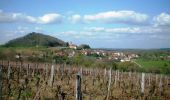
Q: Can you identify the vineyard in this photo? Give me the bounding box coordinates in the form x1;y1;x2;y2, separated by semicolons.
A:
0;61;170;100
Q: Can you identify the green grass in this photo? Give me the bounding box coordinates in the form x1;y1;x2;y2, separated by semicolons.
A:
136;59;170;68
136;59;170;74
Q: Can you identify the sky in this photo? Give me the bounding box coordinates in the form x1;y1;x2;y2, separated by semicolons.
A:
0;0;170;48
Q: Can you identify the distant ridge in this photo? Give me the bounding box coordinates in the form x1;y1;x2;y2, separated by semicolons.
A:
160;48;170;50
4;32;66;47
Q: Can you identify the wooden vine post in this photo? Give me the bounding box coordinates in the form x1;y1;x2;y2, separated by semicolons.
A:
103;68;107;83
114;70;117;87
76;73;82;100
61;64;64;77
49;64;55;87
104;68;107;78
117;70;119;81
159;75;163;93
80;67;82;76
0;65;2;100
141;73;145;94
27;64;29;76
7;64;11;79
148;74;151;86
106;68;112;100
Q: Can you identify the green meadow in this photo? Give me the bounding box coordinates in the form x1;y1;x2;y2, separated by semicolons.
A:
136;59;170;74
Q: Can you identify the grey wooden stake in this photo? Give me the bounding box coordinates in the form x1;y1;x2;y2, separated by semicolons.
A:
80;67;82;76
27;64;29;76
0;65;3;100
156;74;158;85
104;68;107;83
62;64;64;76
76;73;82;100
148;74;151;86
141;73;145;94
114;70;117;87
117;70;119;81
106;68;112;100
159;74;163;92
137;73;140;86
49;65;54;87
104;68;107;78
32;68;35;77
7;64;11;79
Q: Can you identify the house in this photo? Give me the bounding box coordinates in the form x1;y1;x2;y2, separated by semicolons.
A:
69;42;77;49
120;57;130;62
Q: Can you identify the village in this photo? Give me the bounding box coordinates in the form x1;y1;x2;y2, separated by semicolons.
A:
55;42;139;62
12;42;139;64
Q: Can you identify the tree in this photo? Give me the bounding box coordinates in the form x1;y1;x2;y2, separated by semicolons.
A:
65;42;69;47
78;44;90;49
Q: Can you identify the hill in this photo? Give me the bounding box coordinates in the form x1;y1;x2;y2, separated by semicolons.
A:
4;32;67;47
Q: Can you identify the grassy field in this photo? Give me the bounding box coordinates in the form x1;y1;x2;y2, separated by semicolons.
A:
136;59;170;68
135;59;170;74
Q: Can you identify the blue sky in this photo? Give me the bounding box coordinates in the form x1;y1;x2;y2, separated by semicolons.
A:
0;0;170;48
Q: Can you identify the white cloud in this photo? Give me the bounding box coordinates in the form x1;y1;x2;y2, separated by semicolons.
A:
57;24;170;42
38;13;62;24
69;14;81;23
154;13;170;26
85;26;170;34
83;10;149;25
0;10;62;24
